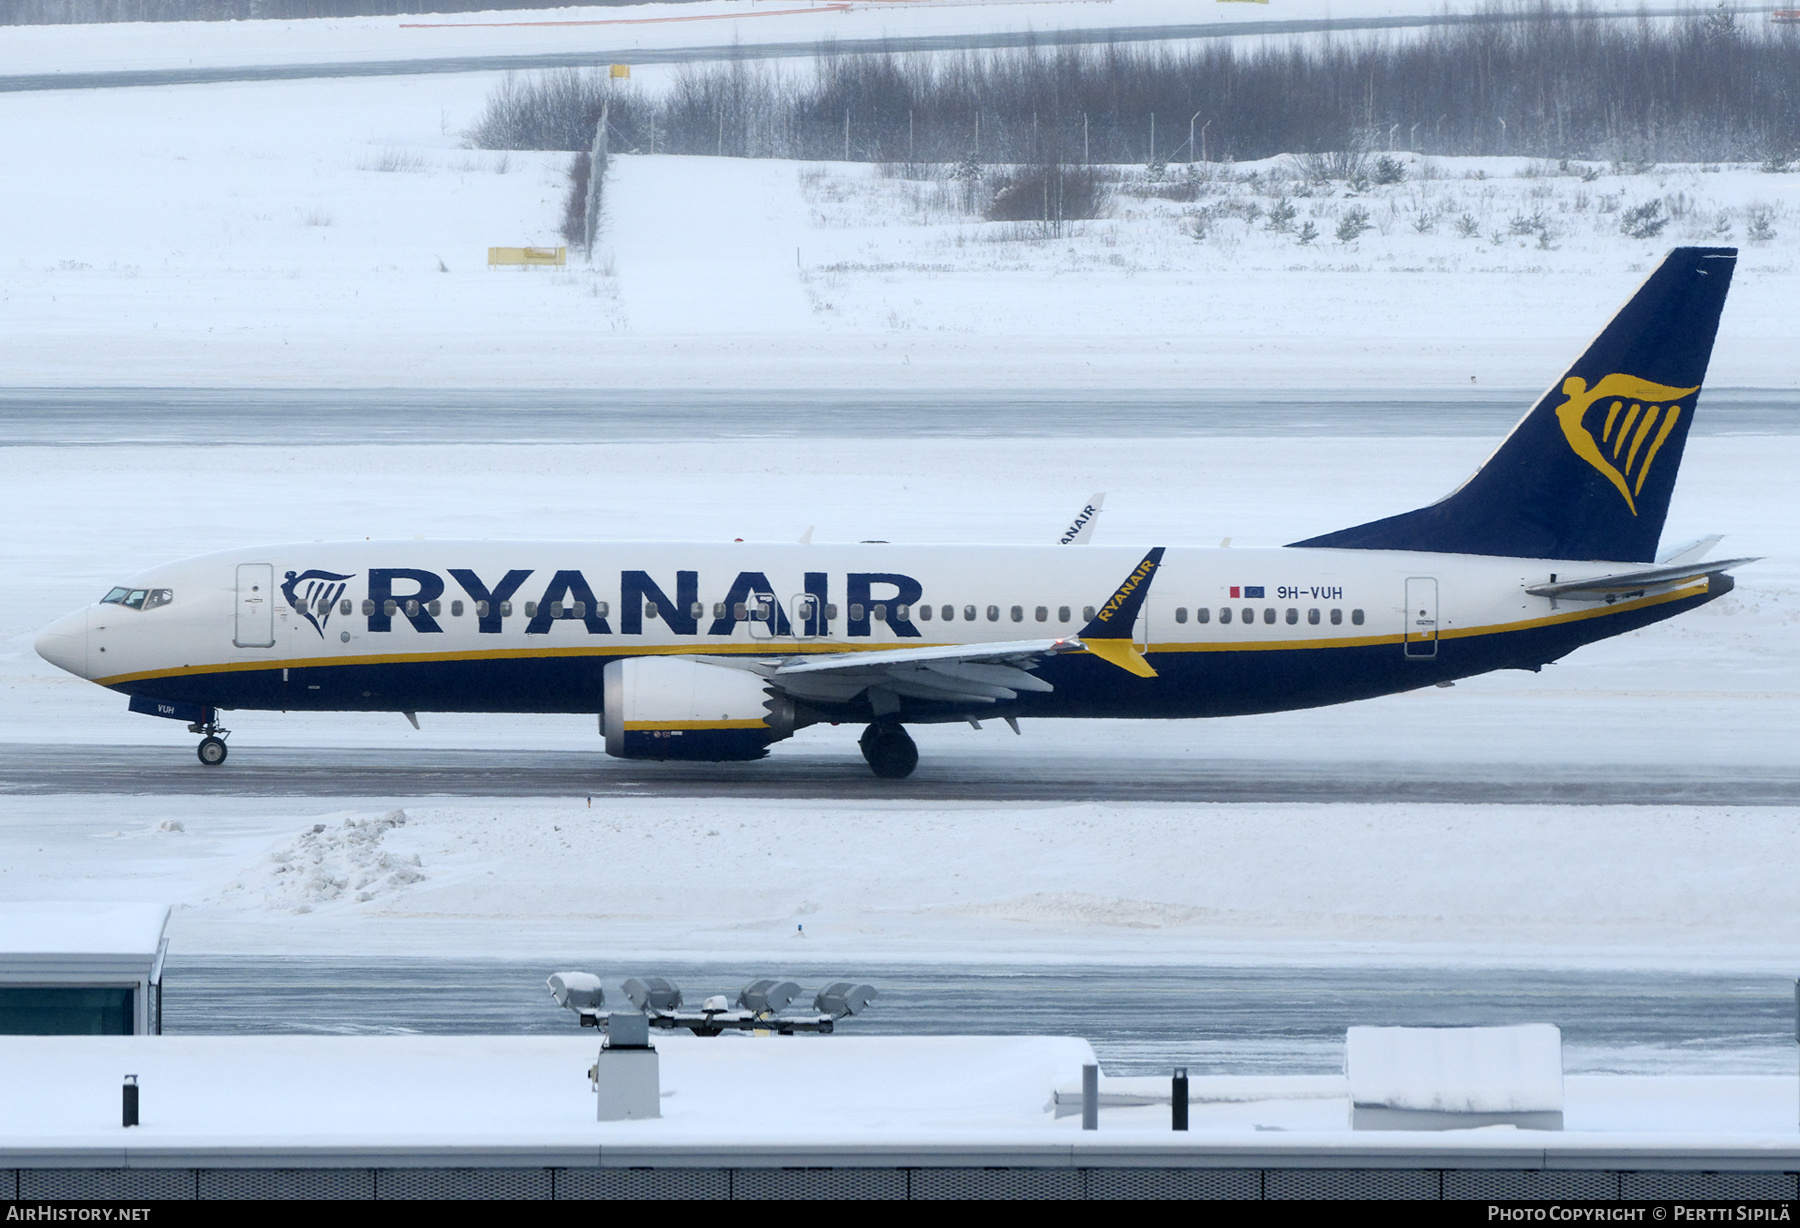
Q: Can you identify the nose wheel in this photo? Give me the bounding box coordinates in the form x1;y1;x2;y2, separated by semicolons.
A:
859;722;918;779
187;715;230;767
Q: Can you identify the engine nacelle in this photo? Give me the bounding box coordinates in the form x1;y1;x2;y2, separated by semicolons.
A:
602;657;794;761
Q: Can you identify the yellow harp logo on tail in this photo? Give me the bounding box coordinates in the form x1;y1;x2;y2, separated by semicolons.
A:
1553;374;1699;516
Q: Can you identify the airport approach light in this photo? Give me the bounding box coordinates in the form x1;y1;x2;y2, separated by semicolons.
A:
550;973;878;1037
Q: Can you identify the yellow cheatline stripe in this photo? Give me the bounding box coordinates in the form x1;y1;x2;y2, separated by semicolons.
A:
93;638;954;687
95;580;1712;687
623;719;768;732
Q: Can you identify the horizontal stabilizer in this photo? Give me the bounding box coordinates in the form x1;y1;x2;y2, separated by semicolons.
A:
1526;557;1756;601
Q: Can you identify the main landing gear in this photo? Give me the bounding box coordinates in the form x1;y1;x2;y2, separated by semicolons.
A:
859;722;918;780
188;717;230;767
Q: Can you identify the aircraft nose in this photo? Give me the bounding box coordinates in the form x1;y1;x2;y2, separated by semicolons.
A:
34;608;89;679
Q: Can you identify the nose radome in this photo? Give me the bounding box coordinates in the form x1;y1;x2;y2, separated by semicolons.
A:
34;608;89;679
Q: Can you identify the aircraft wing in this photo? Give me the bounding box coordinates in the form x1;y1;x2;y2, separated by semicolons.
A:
754;638;1082;706
1525;556;1758;601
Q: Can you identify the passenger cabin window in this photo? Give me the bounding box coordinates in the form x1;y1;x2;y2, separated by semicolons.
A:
428;600;441;617
690;602;704;620
1241;607;1254;624
524;601;537;617
986;605;1000;622
1220;607;1232;624
643;602;657;620
1351;609;1365;625
873;604;888;622
340;599;352;616
963;605;976;621
1262;608;1276;625
1196;607;1210;624
1058;606;1071;623
1285;608;1298;625
1083;606;1096;621
596;602;609;618
734;602;748;620
713;602;727;619
850;603;865;621
1174;607;1188;624
825;604;838;620
1010;606;1023;622
363;599;376;616
475;601;489;618
1035;606;1048;622
895;604;910;621
405;600;420;617
941;605;954;621
573;602;587;618
1308;608;1320;625
1330;608;1342;625
500;601;512;617
918;604;932;621
549;601;564;618
385;600;399;617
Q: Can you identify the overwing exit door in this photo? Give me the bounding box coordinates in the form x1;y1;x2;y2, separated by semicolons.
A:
235;563;276;648
1404;577;1438;659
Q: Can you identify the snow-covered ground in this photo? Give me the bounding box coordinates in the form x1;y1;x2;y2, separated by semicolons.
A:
0;67;1793;389
5;793;1800;964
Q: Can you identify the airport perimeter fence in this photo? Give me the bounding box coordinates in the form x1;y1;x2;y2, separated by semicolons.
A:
6;1164;1800;1200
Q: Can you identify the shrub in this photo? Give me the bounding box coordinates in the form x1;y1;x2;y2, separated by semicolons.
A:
1619;200;1668;239
1335;206;1372;242
1266;197;1298;232
1454;213;1480;238
1373;156;1407;185
560;153;591;247
1747;209;1777;242
1295;220;1320;245
983;162;1110;232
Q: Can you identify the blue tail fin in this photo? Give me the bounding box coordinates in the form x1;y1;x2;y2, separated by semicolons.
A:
1292;247;1737;562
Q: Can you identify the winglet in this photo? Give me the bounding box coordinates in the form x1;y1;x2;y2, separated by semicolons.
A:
1059;493;1106;544
1078;547;1165;677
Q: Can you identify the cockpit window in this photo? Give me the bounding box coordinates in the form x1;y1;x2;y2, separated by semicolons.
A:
100;587;172;610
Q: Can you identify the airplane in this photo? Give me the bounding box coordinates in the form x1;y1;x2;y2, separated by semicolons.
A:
35;247;1752;780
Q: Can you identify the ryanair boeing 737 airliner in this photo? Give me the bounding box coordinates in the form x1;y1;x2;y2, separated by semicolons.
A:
35;248;1751;778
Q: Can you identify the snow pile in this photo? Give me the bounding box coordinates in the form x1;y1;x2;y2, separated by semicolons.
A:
244;809;426;912
1348;1024;1563;1113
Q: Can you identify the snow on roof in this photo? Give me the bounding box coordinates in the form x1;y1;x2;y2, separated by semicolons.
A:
1348;1024;1564;1114
0;903;169;959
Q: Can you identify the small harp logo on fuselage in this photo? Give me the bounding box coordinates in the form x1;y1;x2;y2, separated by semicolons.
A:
282;569;355;638
1553;373;1699;516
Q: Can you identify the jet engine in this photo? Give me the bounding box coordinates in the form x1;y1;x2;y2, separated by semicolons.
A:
602;657;795;761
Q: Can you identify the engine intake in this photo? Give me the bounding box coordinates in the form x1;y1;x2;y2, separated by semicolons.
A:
602;657;793;762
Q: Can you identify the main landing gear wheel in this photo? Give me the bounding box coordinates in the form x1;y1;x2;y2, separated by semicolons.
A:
859;723;918;780
197;736;228;767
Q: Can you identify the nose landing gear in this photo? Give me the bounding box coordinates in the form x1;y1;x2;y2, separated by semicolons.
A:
188;717;230;767
859;722;918;779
